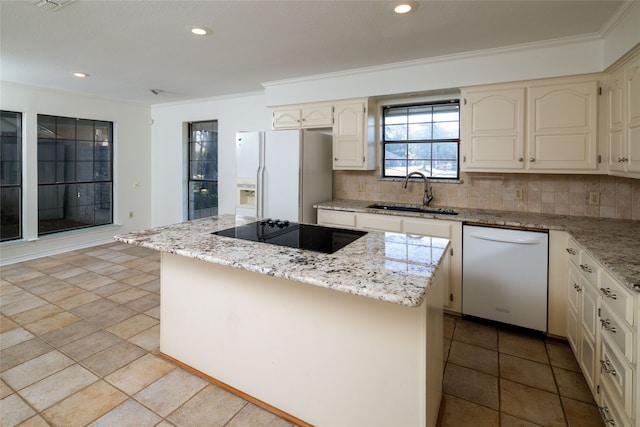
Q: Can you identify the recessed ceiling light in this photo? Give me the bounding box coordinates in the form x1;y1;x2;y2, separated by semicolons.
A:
393;1;417;14
72;72;89;78
188;26;212;36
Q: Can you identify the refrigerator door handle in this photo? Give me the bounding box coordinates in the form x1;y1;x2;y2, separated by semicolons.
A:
257;133;266;218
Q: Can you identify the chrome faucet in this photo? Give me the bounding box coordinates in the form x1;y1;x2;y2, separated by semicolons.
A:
402;171;433;206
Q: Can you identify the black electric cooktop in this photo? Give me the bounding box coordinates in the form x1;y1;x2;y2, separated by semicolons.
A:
213;219;367;254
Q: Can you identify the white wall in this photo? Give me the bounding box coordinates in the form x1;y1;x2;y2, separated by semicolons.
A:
150;92;270;226
602;1;640;68
0;82;151;264
262;37;605;107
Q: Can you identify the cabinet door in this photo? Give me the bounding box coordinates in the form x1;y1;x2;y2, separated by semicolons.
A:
272;109;300;129
333;102;366;169
301;105;332;129
527;81;598;171
461;88;525;170
626;57;640;173
566;262;581;354
607;69;626;173
579;277;599;394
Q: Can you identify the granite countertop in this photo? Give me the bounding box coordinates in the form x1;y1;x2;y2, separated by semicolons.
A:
114;214;450;307
316;199;640;293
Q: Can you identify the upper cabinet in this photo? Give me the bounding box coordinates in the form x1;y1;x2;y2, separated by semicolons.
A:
461;87;525;170
272;103;333;129
332;99;376;170
604;52;640;178
461;76;599;173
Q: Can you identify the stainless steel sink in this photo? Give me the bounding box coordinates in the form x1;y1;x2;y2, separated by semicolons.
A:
367;203;458;215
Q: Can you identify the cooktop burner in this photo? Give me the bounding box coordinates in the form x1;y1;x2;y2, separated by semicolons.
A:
213;219;367;254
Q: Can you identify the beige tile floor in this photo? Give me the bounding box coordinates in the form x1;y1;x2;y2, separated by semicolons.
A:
1;242;603;426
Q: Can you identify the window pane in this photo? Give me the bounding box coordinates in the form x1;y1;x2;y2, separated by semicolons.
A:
77;140;93;161
384;160;406;177
433;104;459;122
77;161;93;181
433;142;458;160
189;181;218;219
56;161;76;183
57;117;76;140
57;140;76;161
384;107;407;125
38;116;56;138
433;122;459;139
385;143;407;160
384;124;407;141
432;160;457;178
94;123;111;143
0;187;21;241
38;161;56;184
408;160;430;175
76;120;94;141
408;123;432;140
407;106;432;123
408;143;431;160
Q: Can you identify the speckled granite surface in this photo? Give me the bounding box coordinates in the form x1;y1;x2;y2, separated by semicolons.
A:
316;199;640;293
114;215;450;307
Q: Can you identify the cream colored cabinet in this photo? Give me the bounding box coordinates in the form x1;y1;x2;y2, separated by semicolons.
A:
597;269;636;426
272;103;333;129
332;99;376;170
461;76;600;173
548;230;569;337
564;237;638;427
316;209;462;313
565;238;600;394
527;80;598;171
461;87;525;170
605;53;640;178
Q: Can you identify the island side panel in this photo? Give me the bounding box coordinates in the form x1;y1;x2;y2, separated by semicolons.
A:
160;252;439;427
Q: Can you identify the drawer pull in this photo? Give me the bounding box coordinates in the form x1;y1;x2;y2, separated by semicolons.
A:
600;359;617;376
573;283;582;292
598;406;616;425
565;248;576;255
600;287;617;300
600;319;617;333
580;264;593;273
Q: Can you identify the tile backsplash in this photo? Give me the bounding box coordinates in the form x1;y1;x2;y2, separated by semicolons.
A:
333;171;640;221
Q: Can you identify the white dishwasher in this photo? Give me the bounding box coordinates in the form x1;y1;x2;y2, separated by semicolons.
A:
462;224;548;332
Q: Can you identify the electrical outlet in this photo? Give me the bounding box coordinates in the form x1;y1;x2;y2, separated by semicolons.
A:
129;211;134;219
514;187;523;200
588;191;600;206
357;182;366;192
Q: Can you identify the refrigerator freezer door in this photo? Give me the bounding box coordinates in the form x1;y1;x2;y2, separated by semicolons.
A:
263;130;301;221
235;132;261;217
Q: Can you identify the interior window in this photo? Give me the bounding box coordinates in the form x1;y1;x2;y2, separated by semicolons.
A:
37;115;113;235
188;120;218;220
1;111;23;242
382;100;460;179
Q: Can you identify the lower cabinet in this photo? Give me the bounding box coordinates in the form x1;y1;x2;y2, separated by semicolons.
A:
564;237;638;426
317;209;462;313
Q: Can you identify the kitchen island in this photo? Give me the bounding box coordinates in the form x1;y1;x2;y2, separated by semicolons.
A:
115;214;450;427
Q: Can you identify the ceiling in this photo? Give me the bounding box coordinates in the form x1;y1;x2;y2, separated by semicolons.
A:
0;0;628;105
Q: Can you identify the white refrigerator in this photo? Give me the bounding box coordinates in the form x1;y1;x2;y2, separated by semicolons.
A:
235;129;333;223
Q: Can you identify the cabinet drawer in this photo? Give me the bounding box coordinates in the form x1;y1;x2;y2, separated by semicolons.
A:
599;303;634;361
599;379;633;427
317;210;356;228
600;333;634;419
599;269;635;327
402;219;452;238
357;213;402;232
565;237;580;266
578;249;598;287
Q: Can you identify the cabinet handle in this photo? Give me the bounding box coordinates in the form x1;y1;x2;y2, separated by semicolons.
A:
600;318;617;333
600;287;617;300
598;406;616;425
618;157;628;163
600;359;617;376
518;157;523;162
580;264;592;273
573;283;582;292
529;157;535;162
565;248;576;255
334;157;338;161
